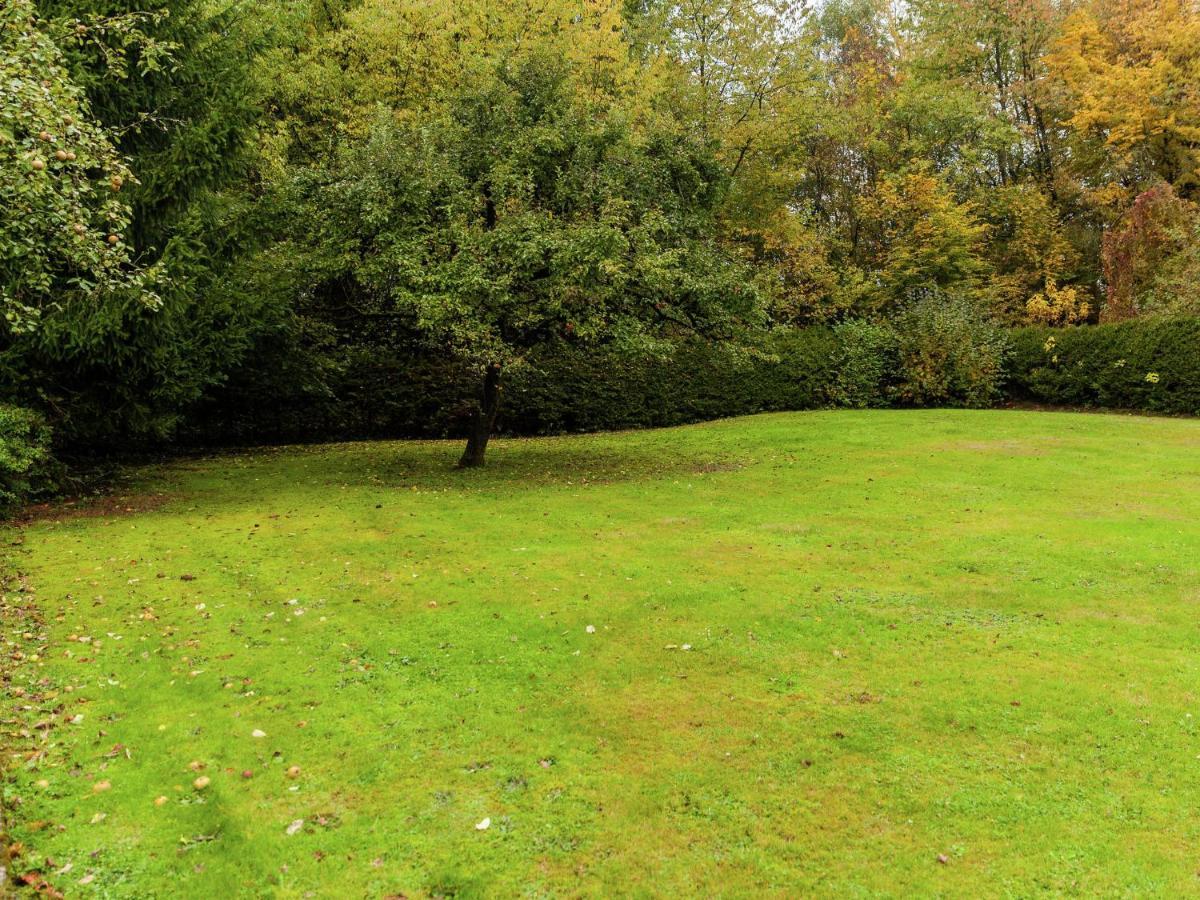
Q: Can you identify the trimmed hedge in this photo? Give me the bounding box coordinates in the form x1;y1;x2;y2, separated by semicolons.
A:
505;331;840;434
1007;319;1200;415
185;329;841;444
175;315;1200;450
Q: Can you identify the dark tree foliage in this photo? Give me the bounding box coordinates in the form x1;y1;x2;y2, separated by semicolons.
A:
35;0;261;247
0;0;274;447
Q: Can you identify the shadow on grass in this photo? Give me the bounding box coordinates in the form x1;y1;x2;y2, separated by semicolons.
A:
15;431;759;522
338;435;755;490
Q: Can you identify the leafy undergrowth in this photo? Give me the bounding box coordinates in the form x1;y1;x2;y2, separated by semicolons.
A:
3;410;1200;897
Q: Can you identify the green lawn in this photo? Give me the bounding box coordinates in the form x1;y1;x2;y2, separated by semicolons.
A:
4;410;1200;897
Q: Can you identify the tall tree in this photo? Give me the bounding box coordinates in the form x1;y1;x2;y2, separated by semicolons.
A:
36;0;263;248
1;0;275;444
857;169;992;307
908;0;1065;191
1047;0;1200;201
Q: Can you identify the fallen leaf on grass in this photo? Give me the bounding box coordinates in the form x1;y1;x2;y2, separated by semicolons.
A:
286;819;304;836
179;833;219;850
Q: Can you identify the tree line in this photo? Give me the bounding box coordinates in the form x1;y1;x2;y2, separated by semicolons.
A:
2;0;1198;464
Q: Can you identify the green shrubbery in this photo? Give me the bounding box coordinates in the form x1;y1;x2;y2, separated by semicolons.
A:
6;309;1196;514
1007;318;1200;415
828;295;1009;409
514;330;842;434
187;313;1200;451
186;330;842;443
187;299;1024;447
891;294;1009;407
830;321;898;408
0;404;54;514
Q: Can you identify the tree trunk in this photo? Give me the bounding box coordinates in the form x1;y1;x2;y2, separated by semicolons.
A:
458;363;502;468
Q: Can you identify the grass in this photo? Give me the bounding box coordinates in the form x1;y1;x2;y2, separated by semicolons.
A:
3;409;1200;897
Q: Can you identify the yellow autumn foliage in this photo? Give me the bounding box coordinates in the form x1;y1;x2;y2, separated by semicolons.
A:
1025;279;1091;325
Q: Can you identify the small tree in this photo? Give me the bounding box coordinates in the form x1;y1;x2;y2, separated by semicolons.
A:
274;55;767;466
857;170;991;313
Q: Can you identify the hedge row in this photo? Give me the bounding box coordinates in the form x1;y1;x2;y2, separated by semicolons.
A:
187;316;1200;448
185;329;842;444
1007;318;1200;416
10;315;1195;514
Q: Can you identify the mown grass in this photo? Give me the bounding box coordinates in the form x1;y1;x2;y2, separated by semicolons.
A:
3;409;1200;897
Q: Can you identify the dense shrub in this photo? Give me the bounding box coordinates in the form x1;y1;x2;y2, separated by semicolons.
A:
511;330;841;434
0;404;54;514
1007;319;1200;415
891;294;1009;407
829;320;899;408
828;297;1009;410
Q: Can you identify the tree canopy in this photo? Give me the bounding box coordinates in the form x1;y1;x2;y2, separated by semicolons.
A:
3;0;1200;461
